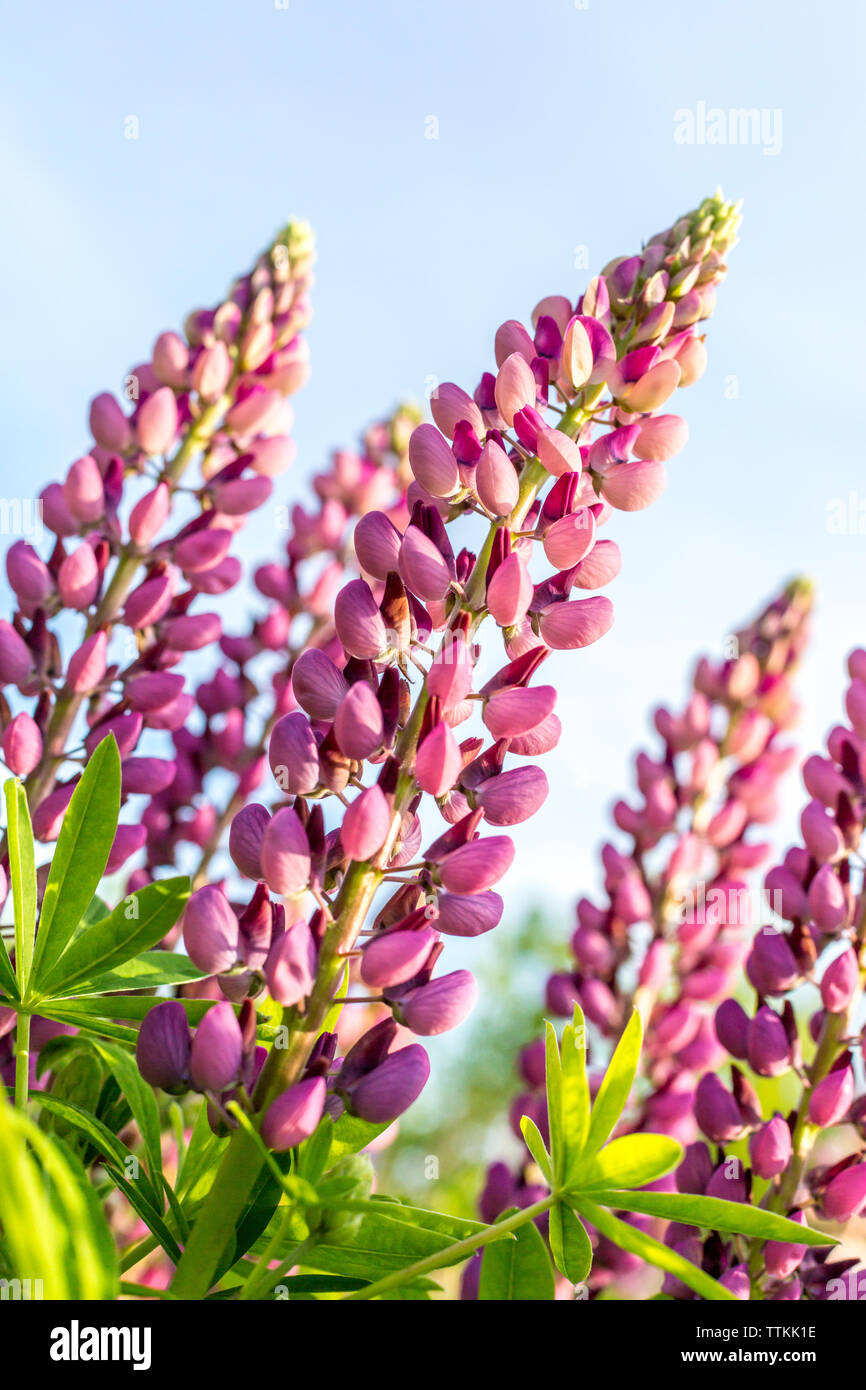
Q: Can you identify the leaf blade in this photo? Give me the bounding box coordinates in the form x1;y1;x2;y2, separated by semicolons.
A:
584;1009;642;1158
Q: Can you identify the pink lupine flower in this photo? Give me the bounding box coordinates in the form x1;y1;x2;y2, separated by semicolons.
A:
809;1067;854;1127
64;455;105;523
136;386;179;455
260;807;311;896
750;1114;793;1178
476;441;519;516
228;804;271;880
395;970;479;1035
820;947;859;1013
415;722;462;798
189;1002;243;1093
136;1001;192;1093
407;422;460;497
346;1044;431;1124
2;712;43;776
89;391;133;452
353;510;403;579
265;921;316;1006
6;541;52;606
538;595;614;650
334;578;388;659
291;649;349;721
334;682;384;761
483;685;557;739
182;886;240;975
361;926;439;988
268;712;320;795
261;1077;326;1151
436;836;515;893
822;1164;866;1222
341;784;391;861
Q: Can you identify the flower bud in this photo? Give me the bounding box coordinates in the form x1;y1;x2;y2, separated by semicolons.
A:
426;634;474;707
808;863;847;932
6;541;52;606
494;353;537;426
268;712;319;795
749;1114;792;1178
129;482;170;548
136;386;179;455
291;649;349;721
126;671;185;713
694;1073;745;1143
152;332;189;387
65;631;108;694
182;886;240;974
398;526;452;602
189;1001;242;1093
633;414;688;461
820;947;859;1013
361;926;438;988
475;765;548;826
261;1077;326;1151
416;722;463;798
539;595;614;650
354;511;403;579
0;620;32;685
437;836;514;894
435;890;503;936
265;921;316;1005
808;1066;854;1128
747;929;801;995
395;970;479;1035
334;579;388;660
486;553;533;627
476;441;519;516
2;713;43;777
764;1212;808;1279
121;757;175;795
334;682;384;760
823;1163;866;1222
64;455;104;523
163;612;222;652
229;803;271;879
136;1001;191;1092
483;685;556;739
261;808;311;896
598;460;667;511
193;342;232;401
747;1005;792;1077
89;392;132;452
348;1043;430;1123
342;784;391;862
714;998;750;1060
408;424;460;497
174;529;233;575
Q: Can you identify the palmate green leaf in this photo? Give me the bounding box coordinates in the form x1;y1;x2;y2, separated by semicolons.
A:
37;876;190;997
589;1189;835;1248
479;1209;555;1301
43;993;215;1027
308;1209;498;1282
549;1201;593;1285
5;778;36;992
74;1037;165;1210
570;1133;683;1192
0;1087;117;1298
0;931;19;1000
38;1007;139;1045
520;1114;553;1185
544;1019;564;1182
571;1196;737;1302
30;734;121;985
366;1198;489;1245
584;1008;642;1159
559;1003;590;1179
54;949;207;997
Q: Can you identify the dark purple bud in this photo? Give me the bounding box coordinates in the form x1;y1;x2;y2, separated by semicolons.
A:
748;1005;793;1077
182;886;239;975
347;1043;430;1123
229;803;271;880
136;1001;191;1092
675;1141;712;1196
822;1163;866;1221
434;890;503;937
714;998;750;1060
265;921;316;1006
746;929;802;995
261;1077;326;1152
749;1113;792;1179
808;1066;854;1128
694;1073;745;1143
394;970;478;1035
764;1212;808;1279
189;1001;242;1093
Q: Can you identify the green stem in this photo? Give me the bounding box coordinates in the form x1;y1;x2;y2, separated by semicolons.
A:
14;1010;30;1110
169;1123;261;1300
341;1196;554;1300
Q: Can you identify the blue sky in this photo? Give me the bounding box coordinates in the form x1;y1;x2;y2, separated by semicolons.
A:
2;0;865;939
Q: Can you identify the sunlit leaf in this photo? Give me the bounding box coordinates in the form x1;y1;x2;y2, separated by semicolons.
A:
584;1009;642;1158
589;1188;835;1248
549;1201;593;1284
570;1133;683;1192
571;1195;737;1302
